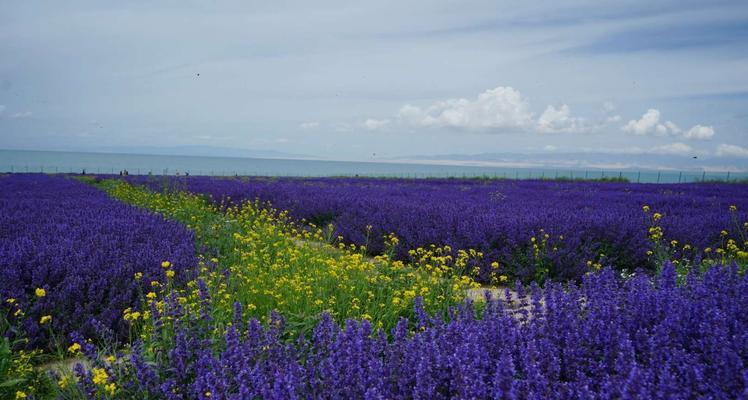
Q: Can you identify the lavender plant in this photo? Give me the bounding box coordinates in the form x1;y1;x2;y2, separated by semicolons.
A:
0;174;198;347
123;176;748;282
70;263;748;399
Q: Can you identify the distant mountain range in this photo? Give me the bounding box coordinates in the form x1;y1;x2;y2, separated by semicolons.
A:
392;152;748;173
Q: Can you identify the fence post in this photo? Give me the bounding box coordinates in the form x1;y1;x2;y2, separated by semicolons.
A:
637;171;641;183
678;171;682;183
657;171;661;183
619;171;622;180
727;171;731;182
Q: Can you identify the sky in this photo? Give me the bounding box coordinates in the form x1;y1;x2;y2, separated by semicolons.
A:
1;0;747;169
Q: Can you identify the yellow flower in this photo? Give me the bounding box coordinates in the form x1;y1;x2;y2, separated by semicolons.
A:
490;261;499;269
6;298;16;304
499;275;508;282
161;260;171;268
205;392;212;398
40;315;52;324
106;355;116;363
720;230;728;236
134;272;143;281
642;205;650;213
68;342;81;354
166;270;175;279
729;205;737;212
146;292;157;300
105;383;116;395
16;391;27;399
91;367;109;385
35;288;46;298
58;375;72;388
652;213;662;221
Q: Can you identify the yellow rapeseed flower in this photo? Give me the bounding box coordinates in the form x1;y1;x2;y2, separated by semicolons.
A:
68;342;81;354
16;391;27;399
58;375;71;388
91;367;109;385
105;383;116;395
642;205;650;213
729;205;737;212
134;272;143;281
161;261;171;268
35;288;46;298
166;270;175;279
146;292;157;300
40;315;52;324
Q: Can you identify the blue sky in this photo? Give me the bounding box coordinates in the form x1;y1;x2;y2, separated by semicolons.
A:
0;0;747;169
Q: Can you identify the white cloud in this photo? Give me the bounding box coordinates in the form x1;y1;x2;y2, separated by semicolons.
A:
333;122;352;132
602;101;616;113
606;115;621;123
363;118;390;130
622;109;674;136
682;124;715;140
716;144;748;158
622;109;714;140
537;104;587;133
396;86;535;131
10;111;32;119
651;142;693;155
299;121;319;129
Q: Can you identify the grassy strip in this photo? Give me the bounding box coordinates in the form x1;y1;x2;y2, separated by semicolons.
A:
95;179;480;337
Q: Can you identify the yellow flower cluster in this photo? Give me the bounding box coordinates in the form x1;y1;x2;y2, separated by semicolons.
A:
91;367;109;385
109;181;480;336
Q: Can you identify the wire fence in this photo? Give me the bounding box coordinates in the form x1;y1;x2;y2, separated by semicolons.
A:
2;163;746;184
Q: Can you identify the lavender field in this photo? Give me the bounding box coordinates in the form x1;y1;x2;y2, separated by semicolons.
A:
2;173;747;399
128;176;748;282
0;174;197;346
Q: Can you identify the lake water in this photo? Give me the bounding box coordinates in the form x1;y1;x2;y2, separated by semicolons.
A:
0;149;744;184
